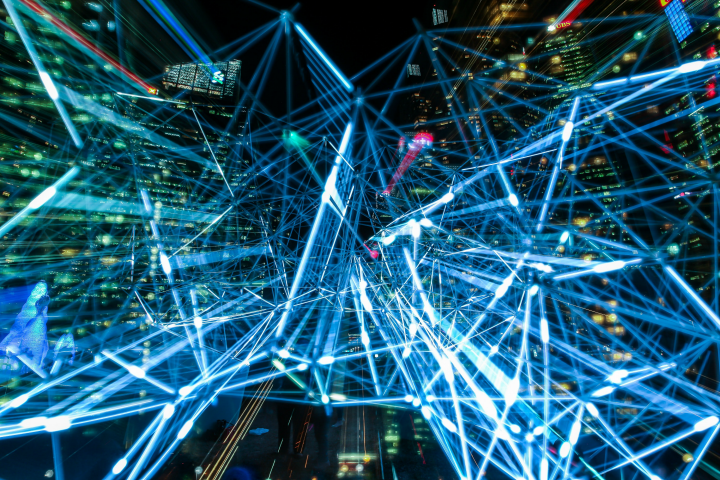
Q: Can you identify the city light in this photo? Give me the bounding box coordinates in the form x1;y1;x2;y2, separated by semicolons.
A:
1;4;719;480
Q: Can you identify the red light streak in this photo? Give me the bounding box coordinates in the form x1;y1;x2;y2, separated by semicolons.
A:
383;133;433;195
363;243;379;259
555;0;595;28
18;0;156;95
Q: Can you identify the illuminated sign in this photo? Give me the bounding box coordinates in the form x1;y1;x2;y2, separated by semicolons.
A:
147;87;158;95
659;0;672;7
552;0;595;30
664;0;693;42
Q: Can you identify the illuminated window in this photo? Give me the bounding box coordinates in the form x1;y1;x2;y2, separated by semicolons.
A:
407;64;421;76
432;8;448;25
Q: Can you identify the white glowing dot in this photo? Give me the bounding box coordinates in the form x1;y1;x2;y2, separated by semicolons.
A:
318;355;335;365
45;416;71;432
10;394;29;408
162;404;175;420
559;441;571;458
112;459;127;475
160;252;172;274
441;192;454;203
29;186;57;209
177;420;193;439
442;418;457;432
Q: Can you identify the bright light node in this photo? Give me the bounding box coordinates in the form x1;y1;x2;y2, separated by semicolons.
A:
441;192;455;203
678;61;706;73
495;283;509;299
426;394;436;402
421;406;432;419
162;404;175;420
650;476;662;480
541;458;549;480
177;420;193;439
528;285;539;296
179;385;193;397
29;186;57;209
318;355;335;365
504;377;520;406
541;319;549;344
297;363;308;371
39;71;59;100
128;365;146;378
525;433;534;442
442;418;457;433
420;218;432;227
694;416;719;432
562;121;575;142
21;416;47;429
322;394;329;404
382;234;396;246
412;398;421;407
508;194;519;207
10;393;29;408
361;331;369;346
409;220;421;239
570;420;581;445
160;252;172;274
533;426;545;436
402;347;411;358
592;386;616;397
409;323;418;337
489;345;499;355
193;317;202;329
112;459;128;475
547;25;556;32
45;415;71;432
559;441;571;458
278;349;290;358
404;394;414;403
560;231;570;243
593;260;626;273
586;402;599;417
359;280;367;289
608;369;629;384
509;424;521;434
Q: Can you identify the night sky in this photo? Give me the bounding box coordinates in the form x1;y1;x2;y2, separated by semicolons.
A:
174;0;430;79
